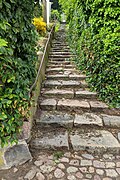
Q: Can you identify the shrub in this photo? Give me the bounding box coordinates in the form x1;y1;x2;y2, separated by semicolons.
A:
0;0;37;147
33;17;47;36
59;0;120;108
51;9;60;21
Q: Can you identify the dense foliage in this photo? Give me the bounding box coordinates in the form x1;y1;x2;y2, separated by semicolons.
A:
0;0;37;146
51;9;60;21
59;0;120;107
34;1;42;17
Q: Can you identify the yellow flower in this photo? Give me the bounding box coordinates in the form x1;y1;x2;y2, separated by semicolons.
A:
33;17;47;35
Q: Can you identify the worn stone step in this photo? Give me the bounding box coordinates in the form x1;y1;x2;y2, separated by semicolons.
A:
47;64;75;69
57;99;109;113
46;74;69;80
89;101;109;113
30;129;69;150
46;74;86;81
30;127;120;154
41;89;97;100
49;55;73;58
101;114;120;128
49;52;71;55
49;58;71;61
48;60;71;65
40;98;90;112
42;89;74;99
75;90;97;99
57;99;90;113
36;111;104;127
52;43;68;46
51;49;70;52
35;111;74;128
46;67;78;74
74;113;103;127
43;80;87;88
70;129;120;154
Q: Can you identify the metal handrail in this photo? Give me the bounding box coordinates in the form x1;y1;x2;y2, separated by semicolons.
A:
29;24;55;97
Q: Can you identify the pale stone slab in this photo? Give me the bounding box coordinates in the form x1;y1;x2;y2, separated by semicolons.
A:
70;130;120;154
36;111;74;128
102;114;120;127
44;80;80;88
89;101;109;112
46;74;69;80
49;55;72;58
31;131;69;150
40;99;57;110
49;58;70;61
49;61;71;65
57;99;90;112
42;89;74;98
69;74;86;80
47;64;74;68
46;68;63;73
49;52;71;55
0;140;32;170
75;90;97;99
74;113;103;127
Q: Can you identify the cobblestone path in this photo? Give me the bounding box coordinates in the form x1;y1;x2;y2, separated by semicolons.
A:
0;26;120;180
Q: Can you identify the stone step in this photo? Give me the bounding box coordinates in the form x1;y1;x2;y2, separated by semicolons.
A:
36;110;120;128
70;129;120;154
30;127;120;154
57;99;109;113
51;49;70;52
30;129;69;150
35;111;104;128
52;44;69;49
46;74;86;81
49;55;73;59
49;52;71;55
43;80;88;88
49;58;71;61
35;111;74;128
75;90;97;99
52;43;68;46
46;67;78;74
48;60;71;65
40;99;109;114
47;64;75;69
41;89;74;99
42;89;97;99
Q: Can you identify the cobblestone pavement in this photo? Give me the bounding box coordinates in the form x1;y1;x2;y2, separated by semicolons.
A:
0;150;120;180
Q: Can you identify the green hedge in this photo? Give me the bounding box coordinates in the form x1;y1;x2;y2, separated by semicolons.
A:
0;0;37;146
60;0;120;107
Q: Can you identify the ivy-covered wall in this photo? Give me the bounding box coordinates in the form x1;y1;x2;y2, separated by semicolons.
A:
0;0;38;146
59;0;120;108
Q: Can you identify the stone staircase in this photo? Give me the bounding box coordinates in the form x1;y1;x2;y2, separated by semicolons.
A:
30;27;120;155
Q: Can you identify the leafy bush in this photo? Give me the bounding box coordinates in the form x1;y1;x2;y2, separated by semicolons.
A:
34;1;42;17
59;0;120;107
51;9;60;21
33;17;46;35
0;0;37;146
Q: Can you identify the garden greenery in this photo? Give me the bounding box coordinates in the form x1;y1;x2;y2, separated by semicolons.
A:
0;0;38;146
33;17;47;36
59;0;120;108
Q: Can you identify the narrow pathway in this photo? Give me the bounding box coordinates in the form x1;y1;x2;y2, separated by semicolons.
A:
0;25;120;180
30;26;120;154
